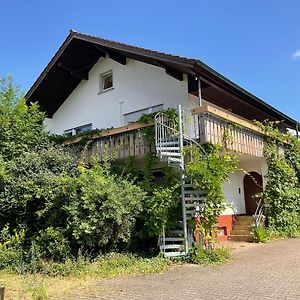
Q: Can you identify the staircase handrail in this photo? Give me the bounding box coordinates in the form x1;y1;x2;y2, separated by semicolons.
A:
154;111;206;154
254;198;264;227
154;106;207;256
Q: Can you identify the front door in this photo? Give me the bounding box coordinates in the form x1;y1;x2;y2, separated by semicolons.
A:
243;172;263;215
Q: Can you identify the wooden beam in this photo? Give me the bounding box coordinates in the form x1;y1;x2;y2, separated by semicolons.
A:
155;60;183;81
72;63;95;74
198;77;202;106
96;45;127;65
57;62;88;80
74;39;107;57
165;68;183;81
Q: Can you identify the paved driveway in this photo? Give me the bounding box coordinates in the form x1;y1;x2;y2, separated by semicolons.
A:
63;239;300;299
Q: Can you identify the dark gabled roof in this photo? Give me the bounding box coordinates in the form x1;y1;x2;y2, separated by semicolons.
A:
26;30;298;127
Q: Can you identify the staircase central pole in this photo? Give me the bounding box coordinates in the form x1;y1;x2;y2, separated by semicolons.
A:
178;105;189;255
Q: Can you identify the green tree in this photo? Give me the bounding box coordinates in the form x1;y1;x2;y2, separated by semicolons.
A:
0;77;145;257
0;77;48;160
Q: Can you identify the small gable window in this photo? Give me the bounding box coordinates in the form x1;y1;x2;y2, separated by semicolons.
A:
100;70;113;92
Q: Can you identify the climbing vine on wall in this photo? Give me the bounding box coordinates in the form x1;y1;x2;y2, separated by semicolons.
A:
185;144;238;246
138;107;178;143
255;121;300;237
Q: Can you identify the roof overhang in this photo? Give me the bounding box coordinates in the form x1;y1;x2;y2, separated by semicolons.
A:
26;30;298;128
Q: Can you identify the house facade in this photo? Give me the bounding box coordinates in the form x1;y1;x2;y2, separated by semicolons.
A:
26;30;298;255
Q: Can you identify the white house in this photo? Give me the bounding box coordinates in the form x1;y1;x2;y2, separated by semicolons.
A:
26;30;298;254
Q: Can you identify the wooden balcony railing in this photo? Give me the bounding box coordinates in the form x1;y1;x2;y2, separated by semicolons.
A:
64;103;265;164
64;122;155;164
191;104;264;157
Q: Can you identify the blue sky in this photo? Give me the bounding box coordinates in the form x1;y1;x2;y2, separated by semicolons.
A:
1;0;300;120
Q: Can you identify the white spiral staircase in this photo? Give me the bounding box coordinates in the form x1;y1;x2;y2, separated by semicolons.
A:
155;105;206;257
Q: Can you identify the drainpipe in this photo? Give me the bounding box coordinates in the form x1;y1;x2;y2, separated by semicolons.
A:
296;123;299;139
119;101;124;126
198;77;202;107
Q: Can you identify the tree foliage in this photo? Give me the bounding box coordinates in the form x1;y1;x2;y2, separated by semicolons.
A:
0;78;146;261
0;77;48;160
66;160;145;251
111;154;181;240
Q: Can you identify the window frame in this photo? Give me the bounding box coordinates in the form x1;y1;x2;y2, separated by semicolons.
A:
99;70;113;93
64;123;92;136
124;104;163;125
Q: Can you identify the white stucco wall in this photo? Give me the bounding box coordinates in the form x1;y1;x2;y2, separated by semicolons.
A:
221;156;268;215
46;58;192;134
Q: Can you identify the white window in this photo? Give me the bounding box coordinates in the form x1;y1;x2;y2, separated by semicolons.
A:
100;70;113;92
64;129;74;136
75;124;92;135
124;104;163;124
64;124;92;136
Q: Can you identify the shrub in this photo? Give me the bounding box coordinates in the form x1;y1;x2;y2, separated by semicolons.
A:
269;211;300;238
66;159;145;252
251;225;270;243
0;76;49;160
0;225;25;270
143;185;180;237
186;246;231;265
35;227;70;261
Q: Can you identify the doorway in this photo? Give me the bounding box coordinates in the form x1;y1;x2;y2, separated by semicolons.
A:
243;171;263;215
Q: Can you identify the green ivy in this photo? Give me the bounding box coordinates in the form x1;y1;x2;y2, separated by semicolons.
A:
257;121;300;237
185;144;238;246
51;127;114;145
138;107;178;143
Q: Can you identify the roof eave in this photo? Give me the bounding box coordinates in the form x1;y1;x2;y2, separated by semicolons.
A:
25;31;76;100
192;61;298;127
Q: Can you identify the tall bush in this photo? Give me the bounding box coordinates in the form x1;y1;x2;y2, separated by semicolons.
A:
65;160;145;252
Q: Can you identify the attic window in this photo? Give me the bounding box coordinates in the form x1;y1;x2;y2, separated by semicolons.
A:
100;70;113;92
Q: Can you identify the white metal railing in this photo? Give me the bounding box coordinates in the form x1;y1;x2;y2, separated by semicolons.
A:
254;198;264;227
154;111;181;163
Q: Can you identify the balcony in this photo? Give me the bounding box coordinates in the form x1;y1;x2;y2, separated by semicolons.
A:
64;103;265;164
190;103;264;157
64;122;155;164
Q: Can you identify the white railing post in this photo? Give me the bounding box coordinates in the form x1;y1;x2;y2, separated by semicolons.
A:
178;105;189;255
162;226;166;255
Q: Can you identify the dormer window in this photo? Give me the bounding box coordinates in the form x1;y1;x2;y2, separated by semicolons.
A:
100;70;113;92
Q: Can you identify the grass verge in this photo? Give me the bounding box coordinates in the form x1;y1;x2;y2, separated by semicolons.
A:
0;253;173;299
0;249;231;299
